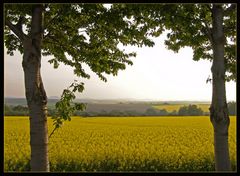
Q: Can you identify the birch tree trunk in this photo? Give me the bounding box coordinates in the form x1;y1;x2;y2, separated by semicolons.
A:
22;5;50;171
210;4;231;171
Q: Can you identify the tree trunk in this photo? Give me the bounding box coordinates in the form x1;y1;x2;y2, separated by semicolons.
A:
22;5;50;171
210;4;231;171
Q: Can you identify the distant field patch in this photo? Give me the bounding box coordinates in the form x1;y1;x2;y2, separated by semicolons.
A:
152;104;210;113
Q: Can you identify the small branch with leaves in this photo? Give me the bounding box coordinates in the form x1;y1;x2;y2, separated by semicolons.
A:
49;80;86;139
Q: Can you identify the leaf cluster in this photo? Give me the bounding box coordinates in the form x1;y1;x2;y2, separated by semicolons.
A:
49;80;86;137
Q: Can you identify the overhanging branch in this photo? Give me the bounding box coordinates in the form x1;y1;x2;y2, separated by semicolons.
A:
5;18;27;42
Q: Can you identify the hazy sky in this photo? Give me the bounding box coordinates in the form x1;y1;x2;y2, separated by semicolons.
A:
4;31;236;101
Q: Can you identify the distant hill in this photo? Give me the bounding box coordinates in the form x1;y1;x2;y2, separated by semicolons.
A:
4;97;211;106
4;97;211;113
4;98;27;106
5;98;237;116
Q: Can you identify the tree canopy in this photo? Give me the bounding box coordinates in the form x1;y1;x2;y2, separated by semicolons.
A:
111;4;236;81
4;4;159;80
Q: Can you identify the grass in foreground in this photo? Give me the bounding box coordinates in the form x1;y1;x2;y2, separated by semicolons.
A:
4;116;236;171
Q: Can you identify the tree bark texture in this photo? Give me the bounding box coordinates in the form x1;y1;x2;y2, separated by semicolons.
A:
210;4;231;171
22;5;50;171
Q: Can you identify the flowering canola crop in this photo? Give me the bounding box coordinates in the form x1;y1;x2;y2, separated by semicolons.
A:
4;116;236;171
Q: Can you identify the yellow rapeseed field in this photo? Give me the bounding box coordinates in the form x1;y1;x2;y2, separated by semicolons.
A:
4;116;236;171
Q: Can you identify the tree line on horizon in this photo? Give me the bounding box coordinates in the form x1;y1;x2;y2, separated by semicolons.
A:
4;102;236;117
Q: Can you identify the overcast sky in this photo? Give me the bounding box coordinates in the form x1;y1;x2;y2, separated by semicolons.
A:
4;31;236;101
